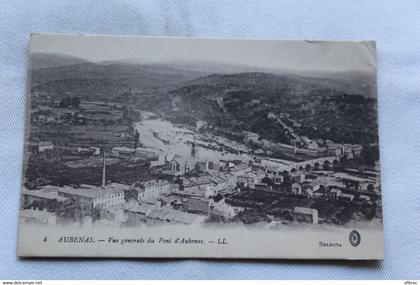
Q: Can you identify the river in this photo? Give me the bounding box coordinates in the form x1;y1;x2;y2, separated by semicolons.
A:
134;111;295;167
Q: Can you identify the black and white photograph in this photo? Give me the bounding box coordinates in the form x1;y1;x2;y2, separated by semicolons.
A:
18;34;383;259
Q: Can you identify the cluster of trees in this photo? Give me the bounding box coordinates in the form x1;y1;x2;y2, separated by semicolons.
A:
360;145;380;166
59;96;81;108
134;130;140;149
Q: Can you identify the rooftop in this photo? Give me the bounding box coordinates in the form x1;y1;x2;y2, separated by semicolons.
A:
141;179;171;188
124;203;155;215
20;209;56;220
159;196;176;204
231;163;251;171
184;176;214;187
239;171;263;179
112;146;135;153
173;187;206;198
147;206;202;224
107;182;131;191
57;184;124;199
334;173;375;183
22;187;68;202
294;207;318;215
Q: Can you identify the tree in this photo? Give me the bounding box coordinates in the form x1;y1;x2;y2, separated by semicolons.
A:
56;200;77;224
59;97;72;108
261;176;274;186
59;97;81;108
361;144;379;165
134;130;140;149
71;97;81;108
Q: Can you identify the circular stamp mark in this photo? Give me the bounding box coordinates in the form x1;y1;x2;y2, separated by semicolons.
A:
349;230;361;247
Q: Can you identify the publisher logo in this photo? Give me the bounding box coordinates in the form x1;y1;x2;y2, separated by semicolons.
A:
349;230;361;247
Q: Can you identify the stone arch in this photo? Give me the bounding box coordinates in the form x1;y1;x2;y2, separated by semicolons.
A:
291;168;297;173
333;159;339;169
298;165;304;172
323;160;331;170
305;164;311;171
314;162;321;170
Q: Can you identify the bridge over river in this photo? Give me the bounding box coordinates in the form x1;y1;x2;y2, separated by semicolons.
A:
259;156;342;174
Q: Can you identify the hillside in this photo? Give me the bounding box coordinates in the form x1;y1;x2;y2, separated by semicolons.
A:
169;72;378;145
29;53;205;108
29;53;378;145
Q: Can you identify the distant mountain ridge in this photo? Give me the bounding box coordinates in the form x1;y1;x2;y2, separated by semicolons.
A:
30;53;376;98
30;53;90;69
29;53;378;144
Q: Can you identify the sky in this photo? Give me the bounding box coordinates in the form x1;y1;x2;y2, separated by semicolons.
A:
29;33;376;73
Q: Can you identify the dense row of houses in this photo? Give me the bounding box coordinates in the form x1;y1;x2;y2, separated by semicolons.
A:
21;158;379;227
22;120;378;227
30;141;101;155
245;112;363;159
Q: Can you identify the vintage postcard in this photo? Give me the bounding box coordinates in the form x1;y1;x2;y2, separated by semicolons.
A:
18;34;383;259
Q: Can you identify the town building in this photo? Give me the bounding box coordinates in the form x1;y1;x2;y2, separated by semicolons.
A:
124;203;157;224
254;183;273;192
211;173;236;193
111;146;135;159
291;183;302;195
146;205;205;225
76;147;90;154
273;174;284;185
186;197;212;215
180;176;216;198
196;120;208;131
307;140;319;150
359;195;371;202
329;188;342;199
57;184;125;214
22;187;68;212
237;170;265;188
237;175;256;189
302;182;322;194
302;187;315;198
135;147;160;160
293;207;318;224
20;209;57;226
291;172;306;183
243;131;260;144
339;193;355;202
219;160;236;170
211;200;243;219
159;195;176;207
195;161;215;172
328;145;343;156
137;179;171;201
229;163;252;176
343;144;363;158
89;147;101;155
38;141;53;152
251;99;260;105
163;156;198;175
111;146;159;160
46;116;55;123
95;204;127;226
334;172;375;190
